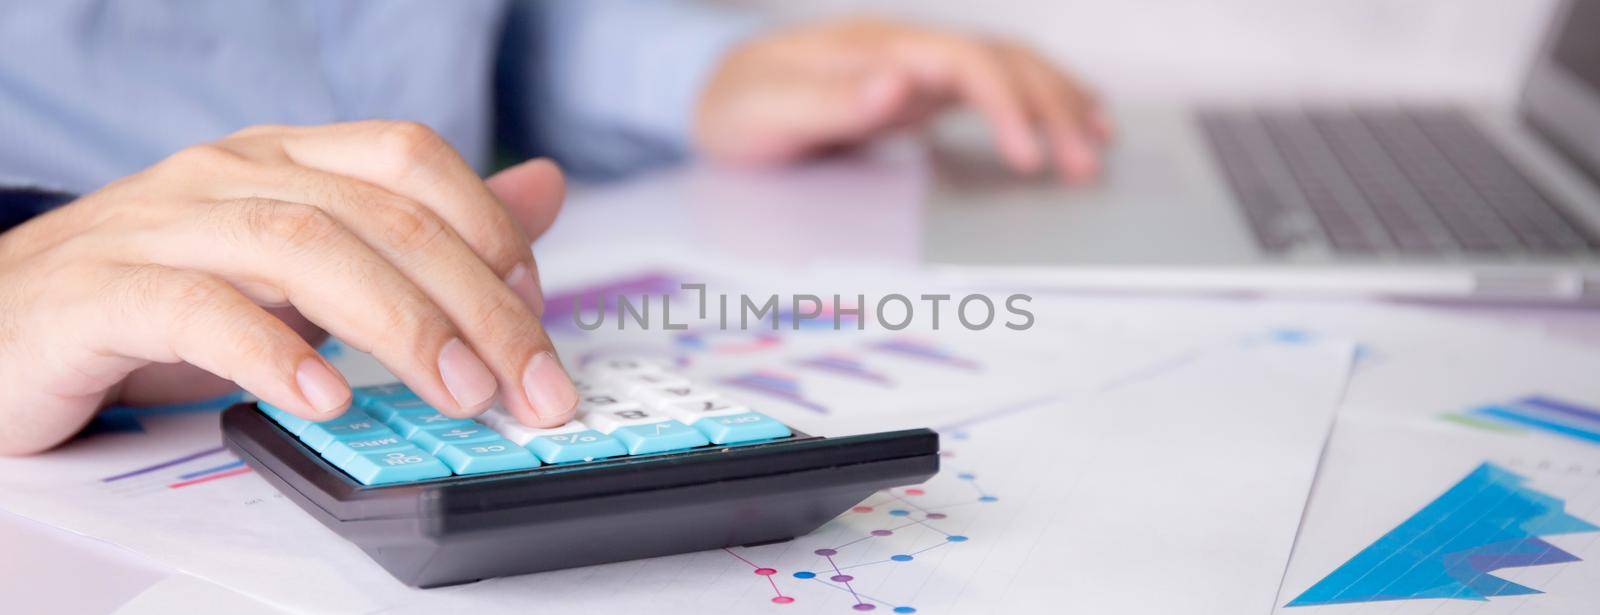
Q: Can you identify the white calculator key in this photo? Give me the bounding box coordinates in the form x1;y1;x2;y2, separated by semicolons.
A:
600;372;692;393
583;407;669;434
481;408;588;445
582;358;665;377
657;398;750;423
571;378;600;394
635;385;718;408
477;407;518;430
578;390;641;413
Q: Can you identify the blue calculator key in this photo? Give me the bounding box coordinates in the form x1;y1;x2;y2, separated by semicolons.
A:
385;409;474;437
333;444;452;486
322;433;411;466
435;438;540;474
299;410;391;452
527;430;628;464
406;422;502;454
613;421;710;455
352;383;419;407
258;403;312;435
691;412;792;445
364;396;434;422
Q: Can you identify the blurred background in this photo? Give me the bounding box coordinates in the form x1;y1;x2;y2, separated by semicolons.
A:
727;0;1559;105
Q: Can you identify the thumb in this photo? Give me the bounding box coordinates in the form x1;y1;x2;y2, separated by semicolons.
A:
486;157;566;239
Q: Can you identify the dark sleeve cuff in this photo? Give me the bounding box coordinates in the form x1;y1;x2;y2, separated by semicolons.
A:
0;188;75;234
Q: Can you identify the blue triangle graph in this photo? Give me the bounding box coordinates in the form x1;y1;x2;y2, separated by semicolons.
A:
1288;463;1598;606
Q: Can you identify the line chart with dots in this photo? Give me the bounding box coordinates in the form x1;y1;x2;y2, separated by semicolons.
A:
718;456;998;614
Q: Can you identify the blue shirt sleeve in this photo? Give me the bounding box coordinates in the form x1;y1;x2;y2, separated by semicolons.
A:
496;0;766;180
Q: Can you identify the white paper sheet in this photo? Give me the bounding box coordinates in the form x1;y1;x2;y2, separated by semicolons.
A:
1275;414;1600;615
1272;328;1600;615
0;266;1356;614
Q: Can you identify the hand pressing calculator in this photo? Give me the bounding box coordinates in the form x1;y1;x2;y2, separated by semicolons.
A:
221;358;939;588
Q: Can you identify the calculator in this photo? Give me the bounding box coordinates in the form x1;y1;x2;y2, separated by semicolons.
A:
221;358;939;588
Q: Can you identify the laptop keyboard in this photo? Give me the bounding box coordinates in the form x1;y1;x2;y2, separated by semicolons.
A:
1199;107;1600;256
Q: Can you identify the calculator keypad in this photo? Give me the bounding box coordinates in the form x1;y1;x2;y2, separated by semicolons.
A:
258;361;793;486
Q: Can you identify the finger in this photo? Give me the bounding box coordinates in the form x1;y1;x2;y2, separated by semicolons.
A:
119;305;325;406
879;85;951;132
230;122;546;313
1021;47;1112;145
1002;47;1100;183
486;158;566;240
85;264;350;421
485;158;567;317
894;33;1041;173
125;197;502;418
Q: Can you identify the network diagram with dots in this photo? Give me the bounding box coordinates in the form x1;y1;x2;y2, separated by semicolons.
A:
719;433;998;613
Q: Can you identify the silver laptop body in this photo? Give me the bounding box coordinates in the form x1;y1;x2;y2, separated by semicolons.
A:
925;0;1600;303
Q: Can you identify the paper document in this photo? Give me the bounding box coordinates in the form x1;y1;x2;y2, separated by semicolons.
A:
1275;328;1600;614
0;269;1353;614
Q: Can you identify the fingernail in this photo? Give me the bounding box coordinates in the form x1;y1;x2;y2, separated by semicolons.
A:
522;351;577;421
437;337;498;410
295;357;350;415
505;262;545;317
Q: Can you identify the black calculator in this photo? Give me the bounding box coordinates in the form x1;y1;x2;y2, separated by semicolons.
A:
221;358;939;588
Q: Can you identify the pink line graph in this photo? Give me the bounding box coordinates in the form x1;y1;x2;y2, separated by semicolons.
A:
723;548;795;604
169;466;253;489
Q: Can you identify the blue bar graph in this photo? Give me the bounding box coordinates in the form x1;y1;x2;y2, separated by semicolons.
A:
1288;463;1598;606
1456;395;1600;446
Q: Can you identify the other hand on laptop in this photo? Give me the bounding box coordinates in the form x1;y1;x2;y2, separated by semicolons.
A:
695;17;1112;184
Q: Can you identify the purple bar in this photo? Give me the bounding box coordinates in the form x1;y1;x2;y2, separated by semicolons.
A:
1519;396;1600;425
100;445;226;483
541;272;681;323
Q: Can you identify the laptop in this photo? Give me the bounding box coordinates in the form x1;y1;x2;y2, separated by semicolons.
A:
924;0;1600;303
